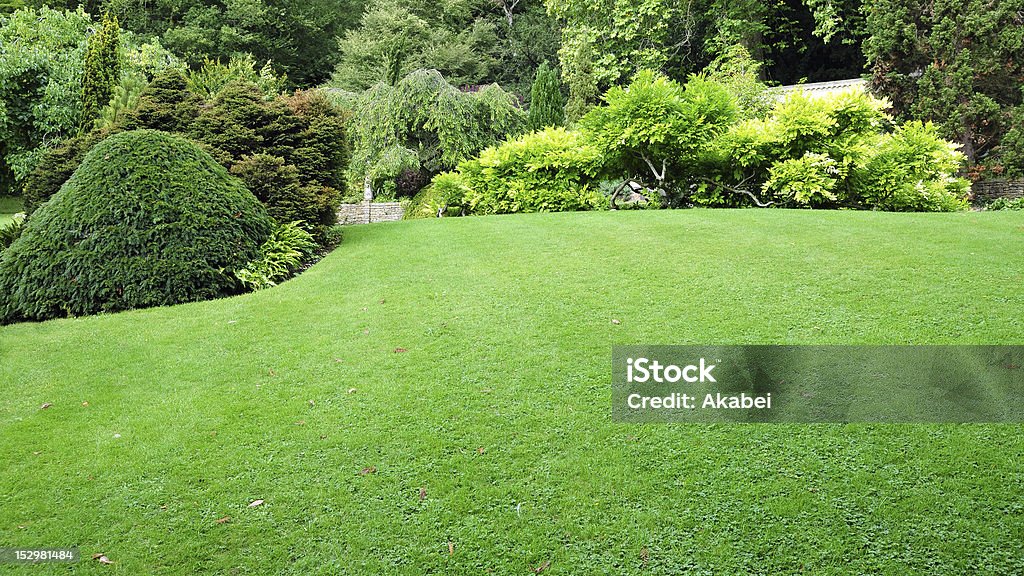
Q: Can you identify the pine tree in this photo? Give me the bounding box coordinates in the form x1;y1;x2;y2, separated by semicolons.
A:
527;62;565;131
81;14;121;128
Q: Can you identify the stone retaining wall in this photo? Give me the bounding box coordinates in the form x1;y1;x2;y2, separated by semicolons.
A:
337;202;404;225
972;179;1024;204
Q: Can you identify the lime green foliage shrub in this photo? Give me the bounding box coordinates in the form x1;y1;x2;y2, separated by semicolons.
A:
235;221;318;291
405;172;471;219
699;88;967;210
581;70;737;201
421;72;969;215
711;91;888;179
0;130;272;324
453;127;607;215
764;152;841;206
850;121;970;212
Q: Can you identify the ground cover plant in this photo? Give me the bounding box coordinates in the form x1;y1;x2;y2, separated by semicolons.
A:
1;210;1022;574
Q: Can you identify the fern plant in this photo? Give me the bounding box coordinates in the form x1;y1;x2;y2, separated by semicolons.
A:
235;221;318;291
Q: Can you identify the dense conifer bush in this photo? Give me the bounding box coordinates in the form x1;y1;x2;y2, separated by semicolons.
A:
21;72;348;242
0;130;272;324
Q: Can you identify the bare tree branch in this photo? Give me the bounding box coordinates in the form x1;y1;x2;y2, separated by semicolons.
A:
494;0;521;27
698;177;775;207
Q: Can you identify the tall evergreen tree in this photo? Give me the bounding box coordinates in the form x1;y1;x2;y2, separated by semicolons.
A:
527;61;565;130
81;13;120;129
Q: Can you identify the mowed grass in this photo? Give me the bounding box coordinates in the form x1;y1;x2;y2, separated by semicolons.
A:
0;196;22;225
2;210;1023;575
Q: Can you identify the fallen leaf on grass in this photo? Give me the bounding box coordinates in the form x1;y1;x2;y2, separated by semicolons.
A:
113;433;121;439
611;319;621;325
362;329;370;335
640;547;649;565
268;369;276;377
33;451;41;455
40;403;52;410
419;487;427;501
379;299;386;305
448;541;454;556
92;553;113;565
82;401;89;407
295;420;306;426
359;466;377;476
476;447;485;455
347;388;357;394
394;347;408;353
308;399;315;407
534;560;551;573
215;516;231;524
334;358;344;363
248;499;264;508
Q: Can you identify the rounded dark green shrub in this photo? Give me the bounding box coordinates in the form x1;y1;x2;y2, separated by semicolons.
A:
0;129;273;324
21;128;110;215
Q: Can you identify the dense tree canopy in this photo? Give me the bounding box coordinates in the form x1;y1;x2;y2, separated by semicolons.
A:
330;0;495;90
34;0;366;86
329;0;559;97
864;0;1024;166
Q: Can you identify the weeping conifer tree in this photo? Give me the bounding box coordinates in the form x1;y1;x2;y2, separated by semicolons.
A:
348;69;526;199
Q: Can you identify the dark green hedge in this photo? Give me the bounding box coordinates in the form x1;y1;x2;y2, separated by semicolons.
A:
0;129;272;324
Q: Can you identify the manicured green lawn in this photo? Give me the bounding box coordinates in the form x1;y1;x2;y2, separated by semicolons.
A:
0;196;22;225
2;210;1023;574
